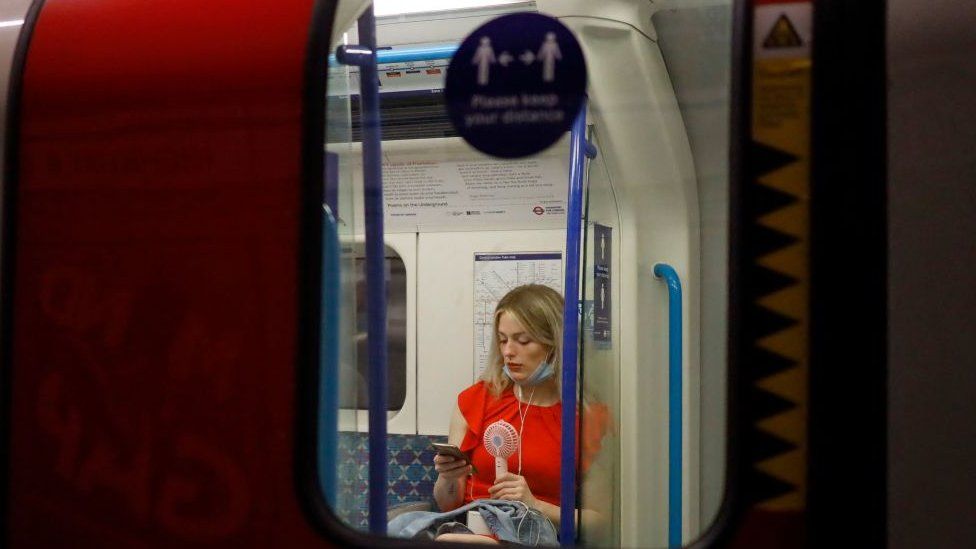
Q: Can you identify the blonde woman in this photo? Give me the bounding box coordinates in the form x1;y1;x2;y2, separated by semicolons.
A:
430;284;609;544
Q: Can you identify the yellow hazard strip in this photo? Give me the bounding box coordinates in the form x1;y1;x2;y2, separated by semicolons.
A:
751;23;812;511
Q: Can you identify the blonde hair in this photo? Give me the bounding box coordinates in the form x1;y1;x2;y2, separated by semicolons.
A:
481;284;564;397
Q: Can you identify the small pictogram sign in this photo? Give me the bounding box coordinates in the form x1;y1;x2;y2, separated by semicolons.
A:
445;12;587;158
763;14;803;48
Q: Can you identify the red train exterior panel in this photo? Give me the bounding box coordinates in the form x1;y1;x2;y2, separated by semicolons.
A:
6;0;332;545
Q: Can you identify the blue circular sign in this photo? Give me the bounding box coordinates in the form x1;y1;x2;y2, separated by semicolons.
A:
445;12;587;158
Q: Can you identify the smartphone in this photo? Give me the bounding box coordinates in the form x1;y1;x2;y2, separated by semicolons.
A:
431;442;478;474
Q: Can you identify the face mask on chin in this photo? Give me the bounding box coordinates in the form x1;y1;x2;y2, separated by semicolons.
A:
503;355;556;387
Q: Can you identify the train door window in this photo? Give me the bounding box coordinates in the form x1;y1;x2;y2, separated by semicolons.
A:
577;126;621;547
317;0;735;546
323;34;368;527
347;249;407;412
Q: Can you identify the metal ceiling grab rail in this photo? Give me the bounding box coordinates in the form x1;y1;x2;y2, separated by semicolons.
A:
653;263;683;548
560;102;597;545
335;5;388;534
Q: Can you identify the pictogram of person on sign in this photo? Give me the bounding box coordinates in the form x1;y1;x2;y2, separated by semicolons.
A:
473;36;497;85
537;32;562;82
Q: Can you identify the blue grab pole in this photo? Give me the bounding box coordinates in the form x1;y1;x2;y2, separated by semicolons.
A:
337;5;388;534
653;263;683;548
358;7;389;535
318;206;340;507
559;101;588;545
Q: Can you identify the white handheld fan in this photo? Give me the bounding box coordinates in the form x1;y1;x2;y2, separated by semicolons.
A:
483;419;519;481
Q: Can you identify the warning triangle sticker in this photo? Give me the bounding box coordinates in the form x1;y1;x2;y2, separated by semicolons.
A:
763;14;803;48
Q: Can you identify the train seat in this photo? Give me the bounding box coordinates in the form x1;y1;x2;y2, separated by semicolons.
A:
336;432;445;527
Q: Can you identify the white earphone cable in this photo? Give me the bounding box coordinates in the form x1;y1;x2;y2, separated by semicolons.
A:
516;385;534;476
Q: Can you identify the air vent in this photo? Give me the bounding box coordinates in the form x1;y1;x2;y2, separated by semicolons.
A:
340;91;458;142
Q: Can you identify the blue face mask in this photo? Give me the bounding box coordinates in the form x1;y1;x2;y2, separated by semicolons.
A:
504;358;556;387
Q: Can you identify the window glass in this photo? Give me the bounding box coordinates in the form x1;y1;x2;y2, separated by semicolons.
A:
320;1;733;545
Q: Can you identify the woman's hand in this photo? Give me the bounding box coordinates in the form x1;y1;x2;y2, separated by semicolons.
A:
433;454;471;483
488;473;537;508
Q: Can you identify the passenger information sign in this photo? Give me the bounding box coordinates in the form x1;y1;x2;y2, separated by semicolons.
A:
592;224;612;344
445;12;587;158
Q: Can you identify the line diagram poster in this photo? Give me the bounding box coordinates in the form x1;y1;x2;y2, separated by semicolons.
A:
473;252;562;378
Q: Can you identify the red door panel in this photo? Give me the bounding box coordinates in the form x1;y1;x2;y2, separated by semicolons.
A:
6;0;333;545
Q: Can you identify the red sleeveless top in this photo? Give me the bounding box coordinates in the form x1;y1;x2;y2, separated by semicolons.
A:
457;381;610;506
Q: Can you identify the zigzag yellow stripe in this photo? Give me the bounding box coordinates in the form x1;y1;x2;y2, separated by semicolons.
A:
758;284;807;319
757;162;809;197
758;244;807;280
757;408;806;446
751;52;811;512
759;201;808;238
757;364;807;406
757;325;805;363
756;448;806;509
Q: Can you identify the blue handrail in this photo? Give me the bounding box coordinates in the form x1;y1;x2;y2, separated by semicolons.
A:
329;44;457;67
336;6;389;534
653;263;683;548
377;44;458;64
559;100;591;545
318;205;340;507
